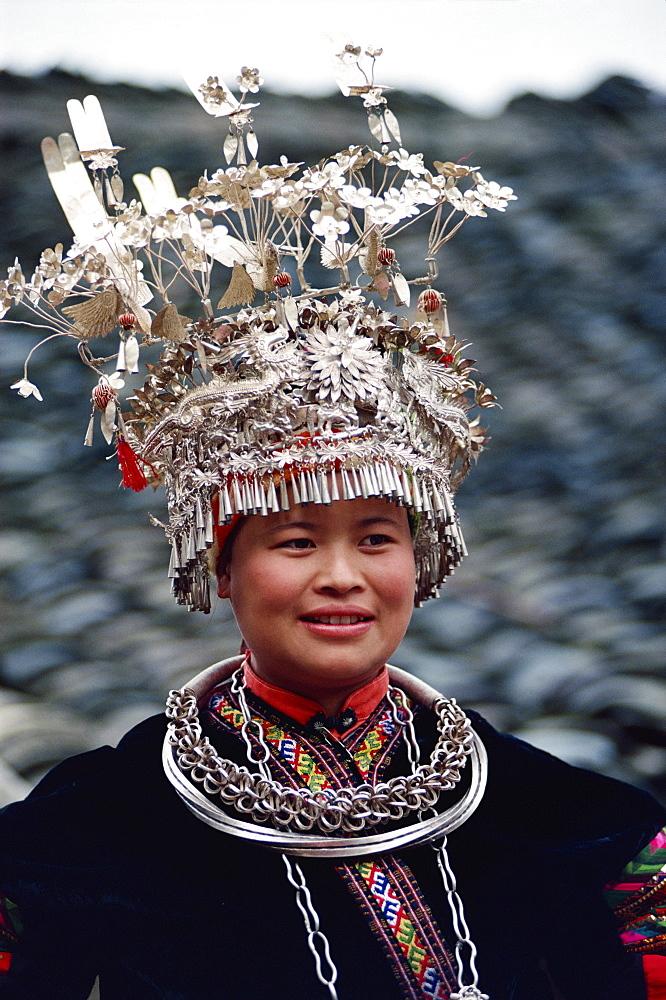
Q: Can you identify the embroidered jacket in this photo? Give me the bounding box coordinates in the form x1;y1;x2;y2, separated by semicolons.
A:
0;675;663;1000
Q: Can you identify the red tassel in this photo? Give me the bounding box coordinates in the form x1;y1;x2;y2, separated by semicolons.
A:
117;436;148;491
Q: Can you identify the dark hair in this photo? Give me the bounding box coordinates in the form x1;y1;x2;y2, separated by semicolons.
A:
215;517;246;578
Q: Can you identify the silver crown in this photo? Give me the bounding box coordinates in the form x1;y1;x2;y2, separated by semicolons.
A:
2;45;515;611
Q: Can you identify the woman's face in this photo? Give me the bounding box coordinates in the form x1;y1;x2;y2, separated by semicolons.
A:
216;497;416;706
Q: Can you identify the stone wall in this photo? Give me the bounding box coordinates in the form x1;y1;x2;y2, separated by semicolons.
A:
1;71;664;803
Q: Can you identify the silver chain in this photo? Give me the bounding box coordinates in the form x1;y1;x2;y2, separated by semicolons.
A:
231;668;272;775
232;670;340;998
388;685;489;999
387;684;422;769
282;855;339;1000
166;669;474;835
434;836;488;999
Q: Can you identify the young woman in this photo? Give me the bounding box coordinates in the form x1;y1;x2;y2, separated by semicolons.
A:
1;51;664;1000
0;490;664;999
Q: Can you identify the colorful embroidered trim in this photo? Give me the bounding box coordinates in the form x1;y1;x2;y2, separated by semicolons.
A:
207;680;410;792
339;857;458;1000
0;894;22;974
605;826;666;956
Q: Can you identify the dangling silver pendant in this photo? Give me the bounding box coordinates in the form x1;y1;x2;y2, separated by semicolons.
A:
451;987;490;1000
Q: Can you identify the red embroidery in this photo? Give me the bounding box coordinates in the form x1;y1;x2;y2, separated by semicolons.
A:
644;954;666;1000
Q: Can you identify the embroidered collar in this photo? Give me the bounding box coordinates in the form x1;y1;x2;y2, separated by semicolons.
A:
243;659;389;736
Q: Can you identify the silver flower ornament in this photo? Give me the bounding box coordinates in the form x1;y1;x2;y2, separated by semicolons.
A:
10;379;43;401
304;324;387;403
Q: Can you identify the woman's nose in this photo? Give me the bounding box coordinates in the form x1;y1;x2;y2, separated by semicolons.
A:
314;546;364;593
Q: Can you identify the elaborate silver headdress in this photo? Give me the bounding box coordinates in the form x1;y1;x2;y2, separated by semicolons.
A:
2;45;515;611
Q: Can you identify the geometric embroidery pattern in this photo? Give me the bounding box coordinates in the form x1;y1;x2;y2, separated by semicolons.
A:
207;682;410;792
339;858;458;1000
604;826;666;956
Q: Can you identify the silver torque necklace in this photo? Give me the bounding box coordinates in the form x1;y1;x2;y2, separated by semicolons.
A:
162;656;488;858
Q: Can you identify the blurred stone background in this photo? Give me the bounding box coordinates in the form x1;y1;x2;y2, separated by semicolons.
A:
1;70;665;806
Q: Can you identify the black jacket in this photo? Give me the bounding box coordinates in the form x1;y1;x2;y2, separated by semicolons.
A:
0;707;663;1000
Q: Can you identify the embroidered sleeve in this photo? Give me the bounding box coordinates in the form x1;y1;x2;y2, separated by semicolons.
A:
604;826;666;996
0;891;22;974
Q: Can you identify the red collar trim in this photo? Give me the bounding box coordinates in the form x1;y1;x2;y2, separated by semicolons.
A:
243;659;389;735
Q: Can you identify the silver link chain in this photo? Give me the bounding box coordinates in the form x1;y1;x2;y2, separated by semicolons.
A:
166;669;473;835
436;836;488;999
387;685;422;769
231;668;339;998
388;685;489;999
282;855;340;1000
231;668;272;775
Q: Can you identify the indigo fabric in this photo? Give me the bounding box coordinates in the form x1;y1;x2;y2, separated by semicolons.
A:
0;707;663;999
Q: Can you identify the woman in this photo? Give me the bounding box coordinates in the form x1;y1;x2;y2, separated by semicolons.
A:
0;489;664;999
1;49;665;1000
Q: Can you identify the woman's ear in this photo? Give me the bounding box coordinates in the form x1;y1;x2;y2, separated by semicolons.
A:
216;566;232;600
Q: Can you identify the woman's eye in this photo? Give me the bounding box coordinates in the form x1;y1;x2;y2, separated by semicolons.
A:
362;534;391;547
281;537;315;549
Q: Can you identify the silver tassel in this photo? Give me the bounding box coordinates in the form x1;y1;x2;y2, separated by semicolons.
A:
221;484;233;518
359;466;369;499
319;470;331;505
378;463;391;496
253;477;264;511
330;469;340;502
375;462;387;496
233;479;243;514
195;497;205;530
350;466;362;498
299;470;310;503
401;470;412;504
310;470;322;504
280;477;290;511
84;411;95;447
341;468;353;501
388;463;402;496
205;505;214;545
412;475;424;512
431;483;445;513
291;474;302;505
171;537;182;570
443;489;456;522
267;478;279;513
186;529;196;562
242;479;253;513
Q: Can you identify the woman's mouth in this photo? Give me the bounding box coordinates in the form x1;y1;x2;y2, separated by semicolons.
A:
301;614;373;625
299;612;375;637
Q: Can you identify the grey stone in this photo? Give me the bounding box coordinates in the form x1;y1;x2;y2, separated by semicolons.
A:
511;722;618;769
40;590;124;636
503;644;604;709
